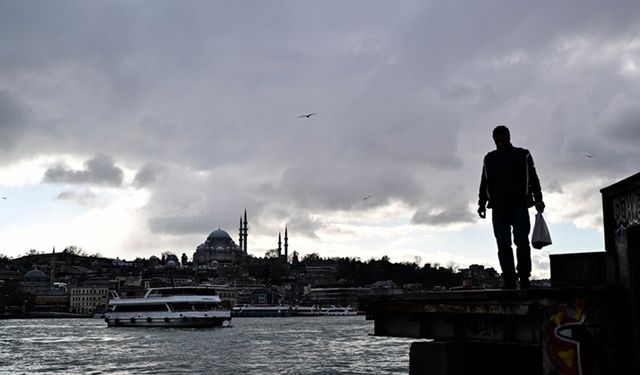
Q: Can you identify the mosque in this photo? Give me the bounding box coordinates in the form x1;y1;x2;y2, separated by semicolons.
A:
191;210;290;267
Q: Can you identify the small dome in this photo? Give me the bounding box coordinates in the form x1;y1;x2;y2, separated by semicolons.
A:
208;229;232;240
24;268;47;280
166;260;177;268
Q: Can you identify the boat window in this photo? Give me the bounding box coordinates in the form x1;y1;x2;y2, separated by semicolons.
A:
112;304;169;312
168;303;192;311
192;303;218;311
147;288;218;297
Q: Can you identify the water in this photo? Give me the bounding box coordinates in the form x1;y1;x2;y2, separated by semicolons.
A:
0;316;421;374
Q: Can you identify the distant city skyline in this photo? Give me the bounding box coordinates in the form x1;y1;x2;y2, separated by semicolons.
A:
2;1;639;278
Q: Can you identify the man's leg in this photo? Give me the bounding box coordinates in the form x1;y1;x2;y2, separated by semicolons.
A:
492;208;516;288
513;207;532;288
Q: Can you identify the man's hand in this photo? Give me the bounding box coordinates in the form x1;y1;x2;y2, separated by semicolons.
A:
477;206;486;219
535;201;545;213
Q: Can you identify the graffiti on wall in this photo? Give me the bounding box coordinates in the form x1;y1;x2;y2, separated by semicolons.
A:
612;191;640;229
544;298;612;375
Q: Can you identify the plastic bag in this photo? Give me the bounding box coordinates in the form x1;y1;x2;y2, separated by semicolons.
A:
532;212;552;249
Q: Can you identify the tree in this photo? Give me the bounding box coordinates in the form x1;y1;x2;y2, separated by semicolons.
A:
265;249;279;258
181;253;189;267
301;252;321;263
413;256;422;267
63;246;87;256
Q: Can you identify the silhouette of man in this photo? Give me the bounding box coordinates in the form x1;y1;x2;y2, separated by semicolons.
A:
478;125;545;289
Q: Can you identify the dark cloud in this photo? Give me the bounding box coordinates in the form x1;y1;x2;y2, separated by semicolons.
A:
43;154;124;187
605;105;640;146
133;162;166;188
0;90;27;157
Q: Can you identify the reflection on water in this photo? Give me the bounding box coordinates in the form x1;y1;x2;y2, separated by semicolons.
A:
0;316;420;374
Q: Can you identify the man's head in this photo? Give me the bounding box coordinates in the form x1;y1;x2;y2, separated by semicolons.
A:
492;125;511;148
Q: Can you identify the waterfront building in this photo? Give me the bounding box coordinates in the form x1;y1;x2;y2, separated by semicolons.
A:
69;287;109;315
204;284;238;308
306;287;371;307
303;264;338;286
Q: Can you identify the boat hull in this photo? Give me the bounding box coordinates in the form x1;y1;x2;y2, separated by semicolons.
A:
105;311;231;328
105;315;230;328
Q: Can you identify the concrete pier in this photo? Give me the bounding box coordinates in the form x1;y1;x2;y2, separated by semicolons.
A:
361;287;629;374
361;172;640;374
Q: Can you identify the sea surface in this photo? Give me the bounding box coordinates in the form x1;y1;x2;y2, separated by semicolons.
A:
0;316;423;374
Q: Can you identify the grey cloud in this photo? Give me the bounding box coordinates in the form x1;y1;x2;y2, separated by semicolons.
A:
142;164;268;237
605;105;640;146
149;214;217;237
532;250;551;271
44;154;124;187
2;1;640;254
0;90;27;157
286;214;325;240
412;204;475;226
133;162;167;188
54;190;97;206
278;162;427;211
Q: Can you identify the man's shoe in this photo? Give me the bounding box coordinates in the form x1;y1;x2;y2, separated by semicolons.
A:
519;278;531;289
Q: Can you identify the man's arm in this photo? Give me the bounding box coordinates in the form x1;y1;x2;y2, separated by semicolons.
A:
526;152;545;212
478;158;488;218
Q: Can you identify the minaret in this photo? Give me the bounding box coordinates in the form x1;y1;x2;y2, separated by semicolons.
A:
284;226;289;262
50;246;55;288
277;232;282;258
243;209;248;254
238;217;243;250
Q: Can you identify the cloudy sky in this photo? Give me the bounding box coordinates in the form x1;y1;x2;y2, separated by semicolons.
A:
1;1;639;278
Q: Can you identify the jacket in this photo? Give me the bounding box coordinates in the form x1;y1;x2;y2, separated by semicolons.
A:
478;143;543;209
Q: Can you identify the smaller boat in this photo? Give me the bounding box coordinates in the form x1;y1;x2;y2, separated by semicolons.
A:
231;304;292;317
291;305;322;316
319;305;359;316
104;286;231;327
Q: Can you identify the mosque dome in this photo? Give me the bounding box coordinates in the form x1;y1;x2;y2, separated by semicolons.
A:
208;229;232;241
24;268;47;281
166;260;177;269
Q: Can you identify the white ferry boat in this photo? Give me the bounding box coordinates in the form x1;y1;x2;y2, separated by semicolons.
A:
104;286;231;327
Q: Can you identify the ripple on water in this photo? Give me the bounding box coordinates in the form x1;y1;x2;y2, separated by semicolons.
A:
0;316;416;374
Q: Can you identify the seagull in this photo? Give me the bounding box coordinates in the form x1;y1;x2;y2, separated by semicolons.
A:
297;113;317;118
586;154;593;158
1;197;5;200
363;195;372;200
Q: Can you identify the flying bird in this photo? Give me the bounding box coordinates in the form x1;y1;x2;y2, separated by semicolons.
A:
297;113;317;118
1;197;6;200
363;195;372;200
586;154;593;158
